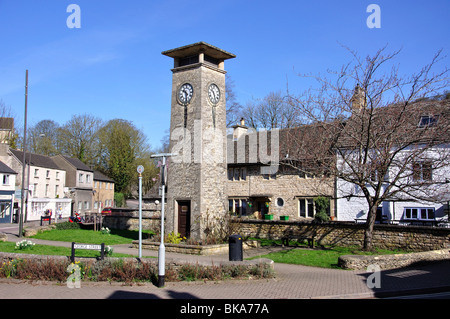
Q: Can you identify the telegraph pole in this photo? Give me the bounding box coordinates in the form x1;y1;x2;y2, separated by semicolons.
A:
19;70;28;238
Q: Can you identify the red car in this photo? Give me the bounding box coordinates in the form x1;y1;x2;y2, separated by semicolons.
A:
101;207;112;216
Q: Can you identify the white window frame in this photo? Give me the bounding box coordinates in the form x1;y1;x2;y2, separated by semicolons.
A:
228;198;248;217
2;174;9;185
298;197;315;218
403;207;435;221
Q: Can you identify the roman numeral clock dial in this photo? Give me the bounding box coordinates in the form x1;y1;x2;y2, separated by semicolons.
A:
208;83;220;128
178;83;193;128
208;83;220;104
178;83;193;105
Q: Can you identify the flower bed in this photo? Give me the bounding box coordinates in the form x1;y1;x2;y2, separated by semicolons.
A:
0;252;274;283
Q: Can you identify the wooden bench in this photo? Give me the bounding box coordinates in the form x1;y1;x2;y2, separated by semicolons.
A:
281;234;315;248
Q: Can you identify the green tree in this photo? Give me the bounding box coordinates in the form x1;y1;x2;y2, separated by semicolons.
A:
97;119;149;194
133;151;160;194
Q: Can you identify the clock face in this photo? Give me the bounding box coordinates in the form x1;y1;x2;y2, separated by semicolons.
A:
178;83;193;104
208;83;220;104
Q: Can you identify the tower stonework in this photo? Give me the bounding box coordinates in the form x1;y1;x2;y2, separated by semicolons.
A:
162;42;235;240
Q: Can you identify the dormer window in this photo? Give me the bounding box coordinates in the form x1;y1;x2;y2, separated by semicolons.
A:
418;115;439;128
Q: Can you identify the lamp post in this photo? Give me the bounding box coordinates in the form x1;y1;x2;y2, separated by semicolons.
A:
137;165;144;258
150;153;174;288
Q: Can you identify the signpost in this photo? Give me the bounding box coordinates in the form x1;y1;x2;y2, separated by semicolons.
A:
71;242;105;262
137;165;144;258
150;153;175;288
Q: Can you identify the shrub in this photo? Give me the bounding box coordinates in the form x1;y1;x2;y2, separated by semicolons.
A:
314;196;330;223
0;258;70;282
166;232;186;244
0;256;274;283
114;192;125;207
55;222;80;230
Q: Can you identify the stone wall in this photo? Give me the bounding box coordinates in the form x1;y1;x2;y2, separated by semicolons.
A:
102;210;450;252
227;166;335;220
235;219;450;252
338;249;450;270
132;240;260;256
102;208;161;231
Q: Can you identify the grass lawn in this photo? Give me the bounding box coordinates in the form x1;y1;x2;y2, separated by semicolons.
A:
248;239;406;269
0;241;136;258
30;227;154;246
0;225;156;258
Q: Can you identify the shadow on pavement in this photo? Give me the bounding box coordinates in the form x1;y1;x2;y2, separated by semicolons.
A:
108;290;162;299
107;289;200;299
358;259;450;298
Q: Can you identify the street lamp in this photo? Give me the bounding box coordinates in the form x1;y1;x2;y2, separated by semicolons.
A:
137;165;144;258
150;152;175;288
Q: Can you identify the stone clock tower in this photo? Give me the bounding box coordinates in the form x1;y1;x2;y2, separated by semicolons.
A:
162;42;236;240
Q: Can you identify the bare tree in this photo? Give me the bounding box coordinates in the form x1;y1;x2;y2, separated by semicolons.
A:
58;114;103;165
28;120;60;156
240;91;302;130
287;46;450;250
225;74;243;127
0;99;19;148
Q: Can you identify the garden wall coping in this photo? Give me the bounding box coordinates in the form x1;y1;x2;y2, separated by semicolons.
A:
338;248;450;270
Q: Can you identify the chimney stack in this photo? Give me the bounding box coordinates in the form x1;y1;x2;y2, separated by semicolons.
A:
232;118;248;140
351;84;365;112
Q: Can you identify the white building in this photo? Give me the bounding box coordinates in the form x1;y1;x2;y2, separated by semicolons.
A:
335;98;450;226
5;149;71;222
0;160;17;223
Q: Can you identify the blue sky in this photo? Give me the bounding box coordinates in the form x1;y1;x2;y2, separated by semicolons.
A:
1;0;449;149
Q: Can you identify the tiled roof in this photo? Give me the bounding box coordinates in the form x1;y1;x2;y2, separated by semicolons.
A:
93;170;114;182
62;156;93;172
337;98;450;149
10;149;61;170
227;98;449;172
0;160;17;174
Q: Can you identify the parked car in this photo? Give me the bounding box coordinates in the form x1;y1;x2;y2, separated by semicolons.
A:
101;207;112;216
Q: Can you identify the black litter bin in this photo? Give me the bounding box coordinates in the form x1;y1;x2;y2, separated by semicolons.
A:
229;234;243;261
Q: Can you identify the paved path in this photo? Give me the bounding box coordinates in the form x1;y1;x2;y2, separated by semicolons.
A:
1;223;450;301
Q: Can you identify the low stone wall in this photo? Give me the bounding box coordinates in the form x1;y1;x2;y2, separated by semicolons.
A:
338;249;450;270
102;208;161;231
133;240;260;256
235;219;450;252
0;252;274;276
98;210;450;252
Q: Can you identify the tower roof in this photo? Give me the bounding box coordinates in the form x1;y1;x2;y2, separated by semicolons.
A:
162;42;236;60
